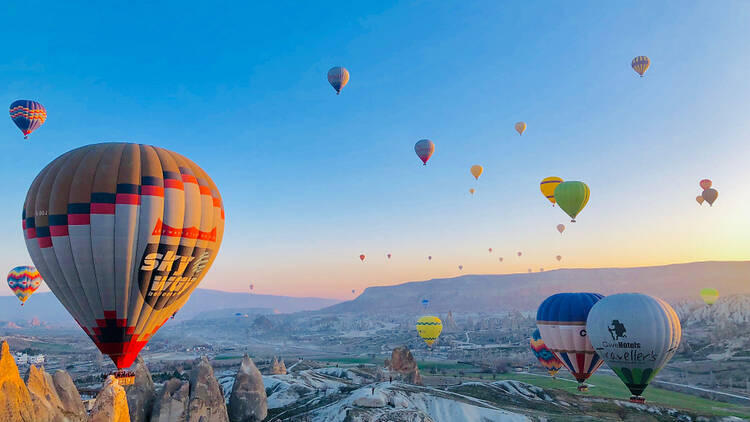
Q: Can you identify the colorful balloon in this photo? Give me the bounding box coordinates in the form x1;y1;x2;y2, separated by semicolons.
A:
517;252;522;257
587;293;681;403
696;195;704;205
22;143;225;376
699;179;712;190
249;284;254;291
700;288;719;305
540;177;563;206
515;122;527;135
414;139;435;165
631;56;650;77
327;66;349;94
7;266;42;305
359;254;366;262
470;165;483;180
554;181;590;222
530;328;563;377
416;316;442;346
702;188;718;206
556;255;562;261
421;299;429;309
469;188;475;195
536;292;605;390
387;253;392;259
10;100;46;139
556;224;565;234
488;248;492;253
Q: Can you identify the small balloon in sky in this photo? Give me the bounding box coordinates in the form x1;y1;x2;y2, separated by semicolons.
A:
517;251;522;257
469;188;475;195
387;253;392;259
415;139;435;165
470;165;483;180
10;100;46;139
695;195;704;205
699;179;712;190
528;269;532;273
498;257;503;262
327;66;349;94
515;121;527;135
556;255;562;261
428;255;432;261
557;224;565;234
700;288;719;305
631;56;650;77
458;265;463;271
702;188;718;206
359;254;366;262
488;247;492;253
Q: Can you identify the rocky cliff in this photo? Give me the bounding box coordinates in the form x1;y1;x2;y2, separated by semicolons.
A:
227;355;267;422
89;375;130;422
384;346;422;385
126;356;156;422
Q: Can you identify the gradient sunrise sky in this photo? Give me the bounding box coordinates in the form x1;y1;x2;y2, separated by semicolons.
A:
1;2;750;299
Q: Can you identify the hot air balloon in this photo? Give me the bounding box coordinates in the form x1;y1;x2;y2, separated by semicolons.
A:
488;248;492;253
528;269;532;273
414;139;435;165
458;265;463;271
539;268;544;272
469;188;475;195
327;66;349;94
700;288;719;305
249;284;254;291
557;224;565;234
530;328;563;377
421;299;429;309
699;179;712;190
387;253;392;259
7;266;43;305
428;255;432;261
515;122;527;135
554;181;590;222
10;100;47;139
498;257;503;262
22;143;225;384
556;255;562;262
416;316;442;346
696;196;704;205
631;56;650;77
536;292;605;391
517;252;522;257
359;254;366;262
470;165;483;180
540;177;563;206
702;188;718;206
587;293;681;403
352;289;356;294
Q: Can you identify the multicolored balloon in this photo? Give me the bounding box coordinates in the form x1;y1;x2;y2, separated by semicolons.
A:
696;195;704;205
699;179;712;190
249;284;254;291
517;251;522;257
702;188;718;206
23;143;225;373
7;266;43;305
631;56;650;77
556;224;565;234
10;100;46;139
416;316;442;346
536;292;605;391
414;139;435;165
700;288;719;305
327;66;350;95
587;293;681;403
530;328;563;377
515;121;527;135
554;181;590;222
470;165;483;180
540;177;563;206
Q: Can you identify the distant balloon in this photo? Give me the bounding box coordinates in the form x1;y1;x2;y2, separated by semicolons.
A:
539;268;544;272
416;316;442;347
359;254;366;262
631;56;650;77
7;266;42;305
498;257;503;262
414;139;435;165
470;165;483;180
352;289;356;294
556;224;565;234
327;66;350;94
469;188;475;195
554;181;590;222
517;252;522;257
528;269;532;273
421;299;430;309
537;292;605;390
540;177;563;206
587;293;681;403
696;195;704;205
10;100;47;139
700;288;719;305
387;253;392;259
488;248;492;253
699;179;712;190
556;255;562;262
458;265;463;271
530;328;563;377
249;284;254;291
515;121;527;135
702;188;718;206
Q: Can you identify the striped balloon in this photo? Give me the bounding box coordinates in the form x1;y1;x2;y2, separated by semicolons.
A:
7;266;43;305
416;315;442;346
530;328;563;377
537;292;605;390
10;100;47;139
327;66;350;95
554;181;590;222
631;56;650;77
23;143;225;370
414;139;435;165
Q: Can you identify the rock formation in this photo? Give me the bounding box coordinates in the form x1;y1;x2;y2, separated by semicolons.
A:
384;346;422;385
0;341;38;421
187;357;229;422
126;356;156;422
227;355;267;422
25;364;66;421
150;378;190;422
270;357;286;375
52;370;87;421
89;375;130;422
443;310;458;332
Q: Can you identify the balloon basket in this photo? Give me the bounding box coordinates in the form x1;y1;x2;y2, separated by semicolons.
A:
111;370;135;385
577;384;589;392
629;396;645;404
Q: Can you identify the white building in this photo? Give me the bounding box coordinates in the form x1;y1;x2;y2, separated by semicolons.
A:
13;352;45;365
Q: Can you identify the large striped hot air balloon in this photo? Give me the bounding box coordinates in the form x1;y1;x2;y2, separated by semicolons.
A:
530;328;563;377
416;316;442;346
554;181;590;222
540;177;563;206
631;56;650;77
537;292;605;391
327;66;350;95
587;293;681;403
10;100;47;139
414;139;435;165
7;266;43;305
23;143;225;382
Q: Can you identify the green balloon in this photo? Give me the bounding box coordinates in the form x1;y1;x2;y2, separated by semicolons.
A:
554;181;589;222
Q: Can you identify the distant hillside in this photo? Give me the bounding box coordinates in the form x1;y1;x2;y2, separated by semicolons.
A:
323;261;750;315
0;289;341;325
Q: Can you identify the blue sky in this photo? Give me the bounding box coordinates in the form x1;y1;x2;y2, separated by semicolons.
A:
2;2;750;298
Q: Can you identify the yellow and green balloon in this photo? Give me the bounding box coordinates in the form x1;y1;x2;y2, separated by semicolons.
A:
416;316;443;346
554;181;589;222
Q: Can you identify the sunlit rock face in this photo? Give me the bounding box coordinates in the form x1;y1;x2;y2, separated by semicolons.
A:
89;375;130;422
385;346;423;385
0;341;39;422
126;356;156;422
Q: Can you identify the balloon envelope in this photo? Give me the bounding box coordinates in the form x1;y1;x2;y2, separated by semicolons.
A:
700;288;719;305
421;299;429;309
498;257;503;262
554;181;590;222
540;177;563;205
387;253;391;259
631;56;650;76
515;122;527;135
557;224;565;234
414;139;435;165
327;67;350;94
556;255;562;261
470;165;483;180
10;100;47;139
695;196;704;205
702;188;718;206
7;266;43;305
699;179;712;190
359;254;366;261
469;188;475;195
517;252;522;257
536;292;605;387
23;143;225;369
587;293;681;402
530;328;563;377
458;265;463;270
416;316;442;346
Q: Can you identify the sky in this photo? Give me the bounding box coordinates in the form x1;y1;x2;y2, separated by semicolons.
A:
1;2;750;299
